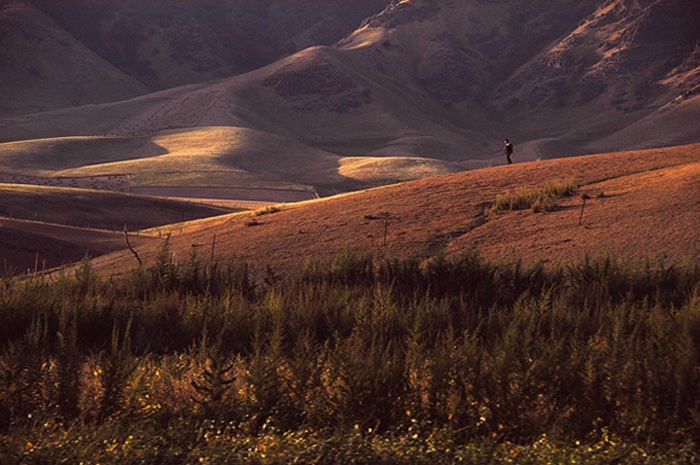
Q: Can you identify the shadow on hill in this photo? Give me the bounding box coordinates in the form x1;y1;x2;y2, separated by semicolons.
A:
0;186;231;231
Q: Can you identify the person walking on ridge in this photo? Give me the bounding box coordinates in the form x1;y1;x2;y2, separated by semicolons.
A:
503;138;514;165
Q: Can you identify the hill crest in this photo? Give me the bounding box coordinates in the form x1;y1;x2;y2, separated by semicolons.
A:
81;143;700;278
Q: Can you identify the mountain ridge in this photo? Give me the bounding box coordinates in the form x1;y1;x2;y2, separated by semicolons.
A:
15;0;390;92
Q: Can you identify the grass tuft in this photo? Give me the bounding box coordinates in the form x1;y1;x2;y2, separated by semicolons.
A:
493;179;577;213
254;205;282;217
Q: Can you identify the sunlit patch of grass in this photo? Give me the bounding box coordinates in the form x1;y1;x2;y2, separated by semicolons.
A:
253;205;282;216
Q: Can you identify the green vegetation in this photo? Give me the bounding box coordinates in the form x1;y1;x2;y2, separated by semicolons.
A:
493;179;577;212
1;248;700;463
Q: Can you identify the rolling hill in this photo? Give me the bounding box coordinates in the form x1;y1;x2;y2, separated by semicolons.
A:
0;183;233;229
0;217;154;276
79;143;700;278
0;126;465;195
0;183;234;275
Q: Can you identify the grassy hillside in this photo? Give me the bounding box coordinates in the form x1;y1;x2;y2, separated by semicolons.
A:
0;125;465;194
0;184;232;230
80;143;700;280
587;92;700;153
0;2;147;116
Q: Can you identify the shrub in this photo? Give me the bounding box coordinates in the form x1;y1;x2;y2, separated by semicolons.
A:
493;179;577;212
98;318;139;418
191;325;237;420
0;314;49;429
54;304;82;420
1;250;700;454
254;205;282;216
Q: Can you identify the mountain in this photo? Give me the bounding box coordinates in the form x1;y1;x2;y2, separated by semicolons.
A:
1;0;699;199
20;0;390;91
0;2;148;116
0;43;477;194
490;0;700;148
339;0;700;153
342;0;598;109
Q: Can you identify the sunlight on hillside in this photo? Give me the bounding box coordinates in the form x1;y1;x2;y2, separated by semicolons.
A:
342;28;388;50
146;128;243;164
338;156;459;181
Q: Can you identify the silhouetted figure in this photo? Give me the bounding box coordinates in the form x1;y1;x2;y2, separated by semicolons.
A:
504;139;513;165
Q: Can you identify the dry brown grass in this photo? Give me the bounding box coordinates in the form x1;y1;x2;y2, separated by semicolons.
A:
79;143;700;278
492;179;577;212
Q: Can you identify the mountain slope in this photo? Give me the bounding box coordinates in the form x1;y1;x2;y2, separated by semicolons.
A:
0;44;489;157
340;0;700;151
21;0;390;91
341;0;598;108
491;0;700;143
587;87;700;152
0;2;148;116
